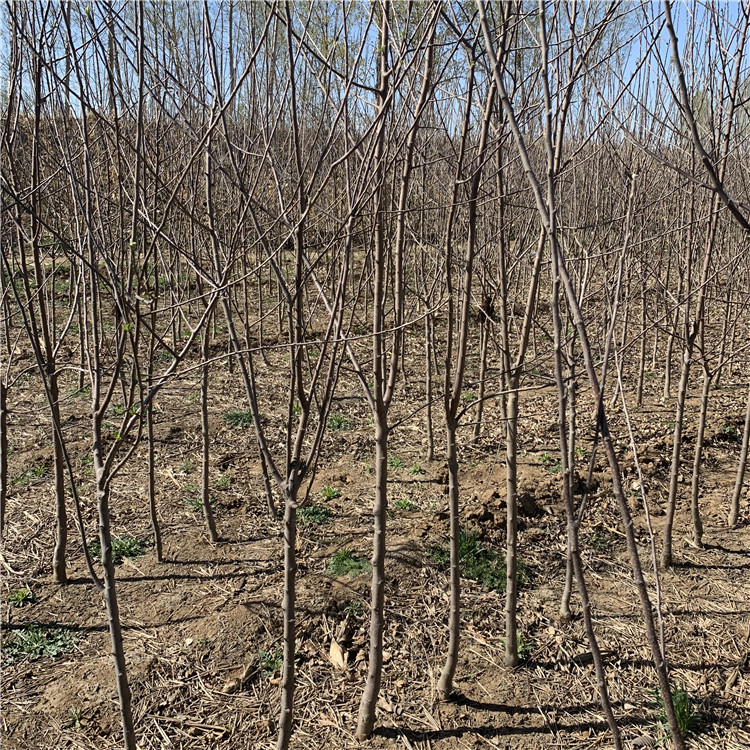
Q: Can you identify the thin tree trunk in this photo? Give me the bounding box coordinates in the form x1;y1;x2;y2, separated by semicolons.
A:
636;273;647;406
728;381;750;527
276;487;298;748
200;319;219;542
0;380;7;537
425;312;435;462
550;239;622;750
96;475;136;750
356;418;388;740
504;386;519;664
689;363;710;547
438;418;460;696
50;374;67;584
147;302;162;561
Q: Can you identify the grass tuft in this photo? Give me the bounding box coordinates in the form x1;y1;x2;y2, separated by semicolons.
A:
2;623;78;665
258;649;282;675
7;588;35;607
327;413;351;430
298;505;332;525
318;485;340;501
655;685;701;738
327;548;369;577
223;410;255;428
88;535;145;565
429;527;529;593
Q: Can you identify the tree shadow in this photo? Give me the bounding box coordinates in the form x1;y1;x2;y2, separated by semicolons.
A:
374;711;652;743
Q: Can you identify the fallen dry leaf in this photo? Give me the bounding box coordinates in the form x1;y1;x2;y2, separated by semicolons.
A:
329;638;347;670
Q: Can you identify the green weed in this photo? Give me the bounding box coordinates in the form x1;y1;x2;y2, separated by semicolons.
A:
298;505;332;525
318;485;340;501
62;708;83;729
586;530;612;553
344;600;364;618
87;536;145;565
720;423;741;443
184;493;213;514
540;452;562;474
7;588;34;607
215;473;232;490
429;528;528;594
258;649;282;675
388;455;405;469
12;463;47;486
223;410;255;428
2;623;78;665
395;498;416;510
501;633;534;661
409;463;425;475
654;685;700;738
327;413;351;430
327;548;369;577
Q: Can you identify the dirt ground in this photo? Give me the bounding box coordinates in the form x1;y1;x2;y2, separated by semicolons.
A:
2;347;750;750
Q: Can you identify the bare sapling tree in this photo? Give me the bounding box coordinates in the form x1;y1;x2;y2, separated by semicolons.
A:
437;38;496;697
660;0;749;565
479;1;687;746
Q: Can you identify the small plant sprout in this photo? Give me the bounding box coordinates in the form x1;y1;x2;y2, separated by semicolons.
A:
63;708;83;729
7;588;34;607
298;505;332;525
344;600;364;618
87;536;145;565
395;498;416;510
318;485;340;501
654;684;700;738
178;460;195;474
258;649;282;675
326;548;369;577
223;409;255;428
586;530;612;553
721;423;740;443
215;472;232;490
540;452;562;474
12;463;47;486
184;492;214;514
501;633;533;661
388;455;404;469
2;623;78;665
327;413;351;430
409;462;425;475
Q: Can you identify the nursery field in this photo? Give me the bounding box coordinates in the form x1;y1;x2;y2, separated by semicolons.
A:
3;2;750;749
3;342;750;749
